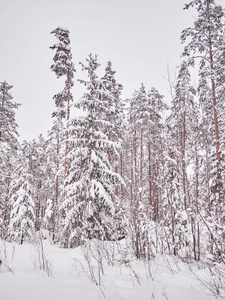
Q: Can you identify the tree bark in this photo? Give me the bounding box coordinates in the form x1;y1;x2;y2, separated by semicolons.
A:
140;128;143;203
120;152;123;199
182;113;187;210
64;69;70;178
148;143;152;209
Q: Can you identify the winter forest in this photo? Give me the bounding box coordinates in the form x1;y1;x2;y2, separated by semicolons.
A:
1;0;225;299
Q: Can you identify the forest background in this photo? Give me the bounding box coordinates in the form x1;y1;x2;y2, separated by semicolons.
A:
1;1;225;298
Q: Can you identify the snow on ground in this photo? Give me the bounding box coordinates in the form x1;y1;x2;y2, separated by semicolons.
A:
0;239;220;300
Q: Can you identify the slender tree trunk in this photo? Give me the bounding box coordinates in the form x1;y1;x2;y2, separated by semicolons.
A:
131;129;140;259
130;147;133;210
4;177;10;227
152;115;158;221
209;49;220;168
64;69;70;178
134;129;138;207
53;119;60;242
0;95;5;143
204;111;211;207
115;165;118;197
130;140;134;252
170;188;176;256
192;221;197;261
134;129;139;257
193;143;200;261
108;131;111;163
120;152;123;199
182;114;187;210
56;119;60;207
148;143;152;210
140;128;143;203
197;223;200;261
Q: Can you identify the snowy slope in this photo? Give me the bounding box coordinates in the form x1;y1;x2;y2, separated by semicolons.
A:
0;239;219;300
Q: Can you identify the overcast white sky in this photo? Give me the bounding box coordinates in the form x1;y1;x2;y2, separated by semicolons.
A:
0;0;203;141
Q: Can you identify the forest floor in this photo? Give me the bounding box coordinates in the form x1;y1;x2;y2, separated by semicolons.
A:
0;238;223;300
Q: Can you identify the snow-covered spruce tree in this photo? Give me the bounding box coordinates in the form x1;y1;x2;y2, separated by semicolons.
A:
44;121;65;241
9;153;35;245
181;0;225;262
20;137;49;232
43;198;55;239
0;143;19;240
100;61;127;229
0;81;20;145
163;126;181;256
50;27;75;240
126;84;150;259
165;62;197;258
0;81;20;239
145;88;168;255
100;61;124;161
145;87;167;223
60;54;122;247
171;62;195;211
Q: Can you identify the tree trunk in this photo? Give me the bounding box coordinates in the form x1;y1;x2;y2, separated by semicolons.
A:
64;69;70;178
0;94;5;143
56;119;60;207
148;143;152;210
152;113;158;221
115;165;118;197
140;128;143;203
182;114;187;210
120;152;123;199
108;131;111;163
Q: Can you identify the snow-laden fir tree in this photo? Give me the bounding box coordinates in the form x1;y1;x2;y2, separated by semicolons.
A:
0;81;20;239
0;143;17;240
125;84;151;259
0;81;20;145
44;121;65;241
9;153;35;245
167;61;195;210
165;62;196;258
19;138;47;231
43;198;55;239
100;61;126;223
100;61;124;157
59;54;123;247
145;87;167;222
